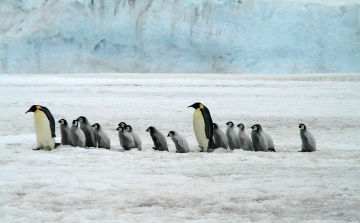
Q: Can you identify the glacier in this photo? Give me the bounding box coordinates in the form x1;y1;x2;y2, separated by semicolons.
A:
0;0;359;74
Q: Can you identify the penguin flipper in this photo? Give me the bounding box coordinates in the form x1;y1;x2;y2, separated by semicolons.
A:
200;107;213;141
39;106;56;138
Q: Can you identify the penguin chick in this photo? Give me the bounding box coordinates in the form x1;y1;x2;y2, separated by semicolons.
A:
125;125;142;151
26;105;56;150
262;128;275;152
92;123;111;149
146;126;168;151
251;124;268;152
226;121;240;150
237;123;253;151
188;102;216;152
77;116;96;148
58;119;73;146
117;127;136;150
213;123;229;149
70;120;86;147
167;131;189;153
299;123;316;152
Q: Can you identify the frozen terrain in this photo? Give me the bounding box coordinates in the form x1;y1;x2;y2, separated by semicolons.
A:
1;73;360;222
1;0;360;74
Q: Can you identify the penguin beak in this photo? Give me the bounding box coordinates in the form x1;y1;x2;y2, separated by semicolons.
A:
167;133;170;137
25;109;31;114
187;104;195;108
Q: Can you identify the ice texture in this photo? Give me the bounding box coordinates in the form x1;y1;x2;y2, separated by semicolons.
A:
0;0;359;74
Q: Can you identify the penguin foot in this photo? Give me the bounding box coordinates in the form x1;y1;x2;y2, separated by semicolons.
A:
33;148;41;151
199;147;204;152
152;147;158;151
55;143;61;148
268;148;276;152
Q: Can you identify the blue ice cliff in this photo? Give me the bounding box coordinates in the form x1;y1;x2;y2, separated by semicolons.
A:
0;0;359;74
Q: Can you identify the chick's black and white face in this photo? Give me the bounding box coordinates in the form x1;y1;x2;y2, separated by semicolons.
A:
251;125;258;131
59;119;65;125
167;131;174;137
299;124;306;130
238;124;244;130
226;122;233;127
117;127;124;132
72;120;78;126
93;124;98;130
126;126;131;131
78;117;84;123
119;122;126;128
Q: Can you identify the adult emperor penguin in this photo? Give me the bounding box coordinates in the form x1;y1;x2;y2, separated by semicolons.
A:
213;123;228;149
251;124;268;152
77;116;96;147
146;126;168;151
26;105;57;150
92;123;111;149
226;121;240;150
167;131;190;153
58;119;73;146
188;102;216;152
70;119;86;147
237;123;253;151
299;123;317;152
116;126;136;150
125;125;142;151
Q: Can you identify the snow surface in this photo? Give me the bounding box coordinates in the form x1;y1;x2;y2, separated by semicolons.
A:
1;0;360;74
1;73;360;222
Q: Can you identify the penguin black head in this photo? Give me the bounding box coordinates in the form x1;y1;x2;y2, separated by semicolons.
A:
92;123;101;130
116;127;124;132
213;123;219;129
125;125;132;132
119;122;127;128
58;119;68;126
26;105;48;114
237;123;244;130
72;120;79;127
167;131;175;137
188;102;203;109
226;121;234;127
77;116;89;124
146;126;156;133
251;124;262;131
299;123;306;130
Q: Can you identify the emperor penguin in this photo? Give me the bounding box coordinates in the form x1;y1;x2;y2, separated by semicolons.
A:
213;123;228;149
26;105;57;150
262;128;276;152
188;102;216;152
237;123;253;151
299;123;317;152
70;120;86;148
251;124;268;152
125;125;142;151
167;131;190;153
92;123;111;149
116;126;136;150
77;116;96;148
226;121;240;150
58;119;73;146
146;126;168;151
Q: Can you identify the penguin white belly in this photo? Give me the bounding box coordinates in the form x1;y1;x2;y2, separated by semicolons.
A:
34;110;54;149
193;109;208;151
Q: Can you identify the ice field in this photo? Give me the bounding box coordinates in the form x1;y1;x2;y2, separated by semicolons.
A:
0;73;359;222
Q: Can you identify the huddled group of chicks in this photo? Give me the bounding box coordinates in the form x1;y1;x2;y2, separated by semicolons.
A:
26;104;317;153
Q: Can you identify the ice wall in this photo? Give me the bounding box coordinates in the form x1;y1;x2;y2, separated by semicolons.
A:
0;0;359;74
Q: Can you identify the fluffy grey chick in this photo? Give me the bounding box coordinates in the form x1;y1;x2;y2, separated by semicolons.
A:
125;125;142;151
70;120;86;148
58;119;73;146
251;124;268;152
226;121;240;150
167;131;189;153
213;123;228;149
299;123;316;152
77;116;96;147
262;128;275;152
146;126;168;151
237;123;253;151
92;123;111;149
116;126;136;150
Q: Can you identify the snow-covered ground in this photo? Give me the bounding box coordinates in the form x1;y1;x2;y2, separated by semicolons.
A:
0;73;359;222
